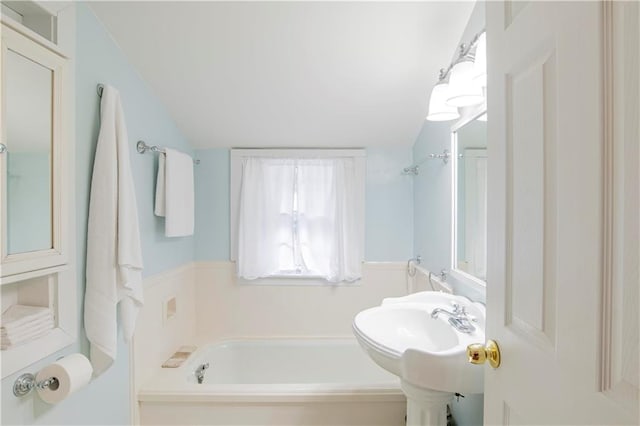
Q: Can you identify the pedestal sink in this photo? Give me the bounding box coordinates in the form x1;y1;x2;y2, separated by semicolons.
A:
352;292;485;426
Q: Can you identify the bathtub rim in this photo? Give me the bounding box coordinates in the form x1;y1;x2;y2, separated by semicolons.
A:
138;337;404;403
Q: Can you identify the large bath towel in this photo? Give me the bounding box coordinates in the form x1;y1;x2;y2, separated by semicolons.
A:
84;85;144;376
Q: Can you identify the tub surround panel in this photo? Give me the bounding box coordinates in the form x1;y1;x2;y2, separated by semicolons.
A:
133;262;408;426
132;263;197;426
139;400;406;426
194;261;408;339
138;340;405;426
410;265;453;294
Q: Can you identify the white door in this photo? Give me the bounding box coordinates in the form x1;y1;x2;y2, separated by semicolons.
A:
484;1;639;424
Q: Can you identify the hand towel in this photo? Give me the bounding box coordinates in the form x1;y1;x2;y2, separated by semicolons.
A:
154;148;194;237
84;85;144;376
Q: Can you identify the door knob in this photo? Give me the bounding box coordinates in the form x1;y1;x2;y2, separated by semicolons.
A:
466;339;501;368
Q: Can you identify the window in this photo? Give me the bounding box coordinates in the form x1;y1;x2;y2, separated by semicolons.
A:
230;149;365;283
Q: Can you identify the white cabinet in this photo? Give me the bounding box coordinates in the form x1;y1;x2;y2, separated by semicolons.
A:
1;13;70;281
0;3;77;378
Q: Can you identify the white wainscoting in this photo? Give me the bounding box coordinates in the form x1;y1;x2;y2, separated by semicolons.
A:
132;263;196;425
193;261;408;339
132;261;410;424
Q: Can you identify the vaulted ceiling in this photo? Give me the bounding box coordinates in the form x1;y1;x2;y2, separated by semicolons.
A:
89;1;474;148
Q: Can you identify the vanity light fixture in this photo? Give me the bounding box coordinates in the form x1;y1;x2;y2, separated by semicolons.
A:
447;45;484;107
426;30;486;121
426;70;460;121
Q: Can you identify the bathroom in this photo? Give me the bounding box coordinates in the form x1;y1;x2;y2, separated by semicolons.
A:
0;1;638;426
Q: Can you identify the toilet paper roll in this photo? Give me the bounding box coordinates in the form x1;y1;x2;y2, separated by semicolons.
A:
35;353;93;404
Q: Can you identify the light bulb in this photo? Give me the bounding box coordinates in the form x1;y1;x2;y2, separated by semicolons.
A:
447;59;484;107
426;81;460;121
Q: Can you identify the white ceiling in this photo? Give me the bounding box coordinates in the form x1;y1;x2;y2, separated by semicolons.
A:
89;1;474;149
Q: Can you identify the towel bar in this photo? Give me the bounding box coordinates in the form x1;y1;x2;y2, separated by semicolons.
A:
137;141;200;165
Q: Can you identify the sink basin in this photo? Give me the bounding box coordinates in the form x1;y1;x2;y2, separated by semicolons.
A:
353;292;486;394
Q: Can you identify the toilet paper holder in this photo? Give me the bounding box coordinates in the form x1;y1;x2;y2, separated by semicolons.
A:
13;373;59;397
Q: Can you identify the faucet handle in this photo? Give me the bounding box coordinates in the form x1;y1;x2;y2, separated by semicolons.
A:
452;303;467;316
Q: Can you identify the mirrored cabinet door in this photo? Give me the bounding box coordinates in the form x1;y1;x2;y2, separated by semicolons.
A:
451;111;487;288
1;23;69;280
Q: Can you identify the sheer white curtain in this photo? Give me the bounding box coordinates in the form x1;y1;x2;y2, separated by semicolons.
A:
237;156;364;283
237;158;296;279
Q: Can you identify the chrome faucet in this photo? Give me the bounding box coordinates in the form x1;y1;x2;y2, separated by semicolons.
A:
195;363;209;384
431;303;476;334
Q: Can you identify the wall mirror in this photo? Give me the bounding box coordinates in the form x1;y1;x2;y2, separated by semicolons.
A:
1;22;68;279
5;47;53;254
451;110;487;287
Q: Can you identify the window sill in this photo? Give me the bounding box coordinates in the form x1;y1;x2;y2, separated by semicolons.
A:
237;276;361;287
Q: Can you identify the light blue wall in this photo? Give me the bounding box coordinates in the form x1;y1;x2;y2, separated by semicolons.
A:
365;147;414;261
412;2;486;425
1;4;194;425
194;149;230;261
412;0;487;304
412;122;453;276
194;146;414;262
74;9;195;279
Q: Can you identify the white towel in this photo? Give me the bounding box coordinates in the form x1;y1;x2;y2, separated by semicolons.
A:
1;328;53;350
154;148;194;237
1;321;54;349
1;305;52;328
2;316;54;337
84;85;144;376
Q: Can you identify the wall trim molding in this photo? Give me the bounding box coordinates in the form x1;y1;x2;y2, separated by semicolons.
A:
143;262;196;290
598;0;615;394
194;260;407;270
598;1;639;412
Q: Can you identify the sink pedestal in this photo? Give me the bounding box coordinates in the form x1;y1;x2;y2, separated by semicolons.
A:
401;380;453;426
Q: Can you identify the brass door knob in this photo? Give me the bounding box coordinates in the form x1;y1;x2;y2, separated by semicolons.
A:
466;339;501;368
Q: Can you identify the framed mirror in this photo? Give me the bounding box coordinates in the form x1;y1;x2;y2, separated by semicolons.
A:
5;47;53;254
1;22;69;280
451;109;487;288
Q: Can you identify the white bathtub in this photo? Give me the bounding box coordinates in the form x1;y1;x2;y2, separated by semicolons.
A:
139;338;406;426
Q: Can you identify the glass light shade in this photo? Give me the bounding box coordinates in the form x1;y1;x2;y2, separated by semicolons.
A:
426;82;460;121
447;60;484;107
472;33;487;87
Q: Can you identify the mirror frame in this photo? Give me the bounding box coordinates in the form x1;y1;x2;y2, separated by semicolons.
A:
450;104;487;291
0;22;69;280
